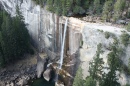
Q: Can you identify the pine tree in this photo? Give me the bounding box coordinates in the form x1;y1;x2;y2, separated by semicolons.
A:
16;5;24;21
0;8;32;66
0;11;3;30
0;30;4;67
113;0;126;21
93;0;101;15
102;0;113;22
126;22;130;31
66;0;71;12
128;58;130;73
89;43;104;80
1;15;12;62
102;43;121;86
102;70;120;86
73;67;84;86
84;76;96;86
81;0;89;10
75;0;81;6
47;0;54;12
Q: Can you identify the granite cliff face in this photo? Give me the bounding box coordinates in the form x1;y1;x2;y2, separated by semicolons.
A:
1;0;130;85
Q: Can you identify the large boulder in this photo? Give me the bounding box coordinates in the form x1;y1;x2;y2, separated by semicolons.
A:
36;53;48;78
43;67;52;81
37;61;44;78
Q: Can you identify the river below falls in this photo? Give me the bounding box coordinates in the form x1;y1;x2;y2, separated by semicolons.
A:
27;78;55;86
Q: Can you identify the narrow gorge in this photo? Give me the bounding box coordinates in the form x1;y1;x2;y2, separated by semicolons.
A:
0;0;130;86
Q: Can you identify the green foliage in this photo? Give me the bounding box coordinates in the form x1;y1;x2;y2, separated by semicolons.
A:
98;29;104;33
16;5;24;21
32;0;47;6
32;0;129;21
102;70;120;86
0;9;32;67
104;32;110;39
80;41;83;48
73;41;122;86
84;76;96;86
126;22;130;32
125;84;130;86
107;46;121;71
89;43;104;84
120;32;130;46
73;67;84;86
32;0;104;16
93;0;101;15
127;9;130;18
88;42;121;86
121;64;130;75
102;41;121;86
0;50;4;67
0;11;3;31
73;5;81;14
128;58;130;72
113;0;126;21
102;0;113;22
47;0;54;12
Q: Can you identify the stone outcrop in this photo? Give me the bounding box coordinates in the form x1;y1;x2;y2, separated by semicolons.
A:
43;67;52;81
36;53;48;78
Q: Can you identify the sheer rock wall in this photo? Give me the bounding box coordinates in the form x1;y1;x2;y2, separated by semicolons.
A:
1;0;130;85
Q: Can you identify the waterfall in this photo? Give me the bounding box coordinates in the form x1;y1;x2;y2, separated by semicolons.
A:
60;23;62;51
59;18;68;69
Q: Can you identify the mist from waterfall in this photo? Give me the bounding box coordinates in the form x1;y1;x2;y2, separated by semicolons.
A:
59;19;68;69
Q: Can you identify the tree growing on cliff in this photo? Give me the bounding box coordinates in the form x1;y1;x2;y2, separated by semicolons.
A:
102;43;121;86
84;76;96;86
0;11;3;30
73;67;84;86
0;8;32;67
73;42;122;86
120;32;130;46
89;43;104;81
16;5;24;21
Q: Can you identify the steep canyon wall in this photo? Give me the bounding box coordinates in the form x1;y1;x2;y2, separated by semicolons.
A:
1;0;130;85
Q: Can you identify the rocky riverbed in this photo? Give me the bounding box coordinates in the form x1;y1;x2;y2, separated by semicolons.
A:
0;54;37;86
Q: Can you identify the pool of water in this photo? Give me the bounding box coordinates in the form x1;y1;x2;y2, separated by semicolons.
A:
27;78;55;86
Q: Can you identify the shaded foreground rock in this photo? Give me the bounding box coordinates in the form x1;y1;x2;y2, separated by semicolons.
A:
0;55;37;86
1;65;36;86
16;76;30;86
36;53;48;78
43;67;52;81
37;61;44;78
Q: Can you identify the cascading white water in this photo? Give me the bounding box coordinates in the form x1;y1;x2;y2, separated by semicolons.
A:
59;18;68;69
60;23;62;51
